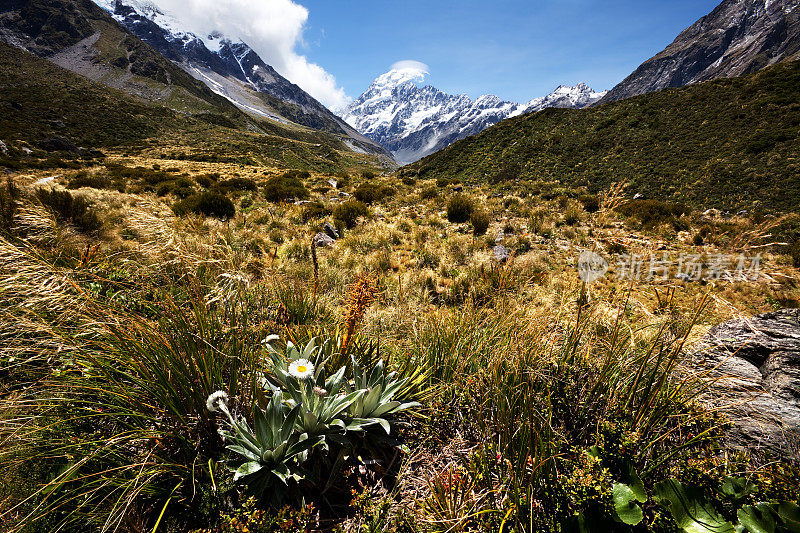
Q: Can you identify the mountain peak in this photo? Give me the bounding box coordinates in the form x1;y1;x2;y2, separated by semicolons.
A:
344;72;606;164
373;64;429;89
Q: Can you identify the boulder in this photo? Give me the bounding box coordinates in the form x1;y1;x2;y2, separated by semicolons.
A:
37;136;78;153
493;245;510;263
313;233;335;248
687;309;800;457
322;222;339;240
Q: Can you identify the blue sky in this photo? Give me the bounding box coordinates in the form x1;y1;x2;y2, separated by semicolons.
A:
297;0;722;102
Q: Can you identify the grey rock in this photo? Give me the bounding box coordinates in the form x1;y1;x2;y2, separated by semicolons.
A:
602;0;800;104
633;193;645;200
313;233;335;248
0;140;6;155
452;185;463;193
687;309;800;457
328;178;338;189
493;245;510;263
322;222;339;240
294;200;311;206
338;191;351;198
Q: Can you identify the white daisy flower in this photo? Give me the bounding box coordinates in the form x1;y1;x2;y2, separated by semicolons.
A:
206;390;230;412
288;359;314;380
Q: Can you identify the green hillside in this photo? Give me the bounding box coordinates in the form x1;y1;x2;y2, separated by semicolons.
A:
409;60;800;212
0;41;383;174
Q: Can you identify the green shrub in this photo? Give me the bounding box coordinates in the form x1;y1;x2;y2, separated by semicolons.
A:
0;177;20;234
264;173;309;203
578;194;600;213
354;183;396;204
333;200;369;229
156;178;196;198
67;174;122;192
564;202;584;226
471;209;491;236
791;239;800;268
214;177;257;193
173;191;235;219
616;200;690;228
420;185;439;199
35;188;102;233
361;170;376;179
447;194;473;223
301;201;330;223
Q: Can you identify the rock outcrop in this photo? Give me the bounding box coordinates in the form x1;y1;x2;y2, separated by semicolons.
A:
688;309;800;458
602;0;800;103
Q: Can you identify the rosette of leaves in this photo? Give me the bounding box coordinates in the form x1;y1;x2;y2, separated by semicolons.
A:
217;391;320;503
345;356;421;435
263;338;370;441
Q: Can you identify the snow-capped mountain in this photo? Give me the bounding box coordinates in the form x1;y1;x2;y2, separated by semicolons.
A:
93;0;389;157
602;0;800;103
342;66;606;164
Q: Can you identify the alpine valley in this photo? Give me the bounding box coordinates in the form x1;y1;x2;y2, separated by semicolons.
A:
1;0;800;531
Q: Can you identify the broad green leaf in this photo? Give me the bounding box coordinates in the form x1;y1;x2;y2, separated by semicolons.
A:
613;483;644;525
655;479;735;533
738;504;776;533
233;461;263;481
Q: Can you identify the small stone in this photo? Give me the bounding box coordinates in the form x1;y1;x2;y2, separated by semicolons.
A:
633;193;645;200
328;178;338;188
452;185;463;192
323;222;339;240
313;233;335;247
338;191;350;198
493;245;510;263
0;140;6;154
294;200;311;206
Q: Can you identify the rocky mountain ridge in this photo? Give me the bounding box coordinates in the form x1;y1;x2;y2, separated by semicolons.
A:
343;66;606;164
602;0;800;102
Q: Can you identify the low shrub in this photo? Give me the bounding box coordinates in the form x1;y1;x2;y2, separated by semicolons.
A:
471;209;491;236
447;194;473;223
616;199;690;228
214;177;257;194
67;174;122;192
157;178;196;198
264;173;309;203
420;185;439;199
301;201;330;223
354;183;396;204
173;191;235;219
578;194;600;213
333;200;369;229
36;188;102;233
791;239;800;268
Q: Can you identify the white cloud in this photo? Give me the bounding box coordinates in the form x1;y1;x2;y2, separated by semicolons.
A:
150;0;350;110
390;60;430;75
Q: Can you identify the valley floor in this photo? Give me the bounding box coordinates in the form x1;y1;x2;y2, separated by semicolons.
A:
1;152;799;532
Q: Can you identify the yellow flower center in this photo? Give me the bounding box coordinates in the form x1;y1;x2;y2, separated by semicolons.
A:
297;365;307;373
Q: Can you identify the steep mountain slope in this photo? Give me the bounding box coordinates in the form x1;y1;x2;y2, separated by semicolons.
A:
0;0;243;117
92;0;389;158
0;40;386;174
343;66;605;164
409;60;800;212
602;0;800;103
